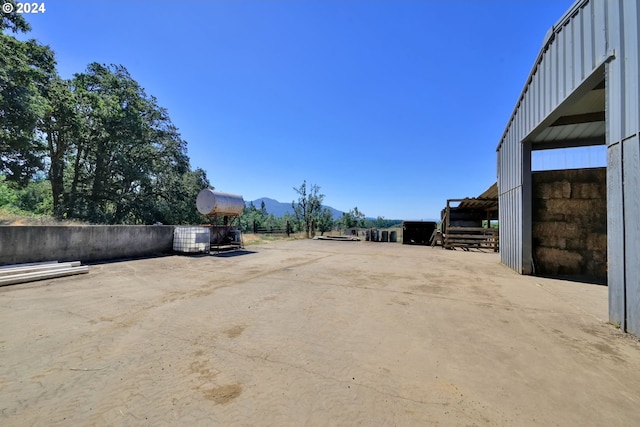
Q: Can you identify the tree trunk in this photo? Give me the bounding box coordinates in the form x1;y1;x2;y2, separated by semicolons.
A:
67;142;84;218
46;130;65;216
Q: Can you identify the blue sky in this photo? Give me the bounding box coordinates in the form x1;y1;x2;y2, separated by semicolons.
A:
22;0;577;220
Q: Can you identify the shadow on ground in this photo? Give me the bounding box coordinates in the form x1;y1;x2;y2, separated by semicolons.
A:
210;249;257;258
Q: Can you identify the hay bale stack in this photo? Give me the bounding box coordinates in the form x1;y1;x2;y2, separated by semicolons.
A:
534;181;572;199
532;168;606;281
534;247;583;275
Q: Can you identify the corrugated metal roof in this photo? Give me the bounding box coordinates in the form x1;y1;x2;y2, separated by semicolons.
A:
531;121;605;144
497;0;605;150
477;182;498;199
457;182;498;211
530;84;605;148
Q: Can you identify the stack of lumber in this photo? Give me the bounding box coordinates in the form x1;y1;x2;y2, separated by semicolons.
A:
0;261;88;287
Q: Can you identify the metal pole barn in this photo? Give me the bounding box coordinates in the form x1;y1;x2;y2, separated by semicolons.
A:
496;0;640;335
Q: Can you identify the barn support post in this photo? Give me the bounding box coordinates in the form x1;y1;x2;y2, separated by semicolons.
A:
521;140;533;275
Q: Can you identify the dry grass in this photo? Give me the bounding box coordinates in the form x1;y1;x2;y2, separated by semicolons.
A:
242;232;306;245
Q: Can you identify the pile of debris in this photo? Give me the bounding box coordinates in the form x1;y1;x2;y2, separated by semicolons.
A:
0;261;88;287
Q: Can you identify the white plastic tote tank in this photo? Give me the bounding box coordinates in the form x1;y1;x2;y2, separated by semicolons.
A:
196;189;245;216
173;226;211;253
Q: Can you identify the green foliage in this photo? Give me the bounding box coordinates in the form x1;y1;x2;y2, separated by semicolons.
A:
0;18;55;184
292;180;324;238
282;212;296;232
42;75;81;215
0;10;377;229
0;175;19;206
0;0;226;225
62;63;159;222
0;174;53;215
0;48;209;224
339;207;365;229
0;1;31;33
239;197;403;235
1;15;210;224
15;178;53;214
316;207;334;235
41;62;210;224
238;201;292;234
238;202;258;232
482;220;499;229
360;216;402;229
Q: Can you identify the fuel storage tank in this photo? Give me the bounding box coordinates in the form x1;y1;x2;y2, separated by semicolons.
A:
196;189;245;216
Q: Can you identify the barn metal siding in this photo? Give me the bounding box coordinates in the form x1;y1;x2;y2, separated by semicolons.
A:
607;143;625;327
605;0;640;334
497;0;640;334
622;136;640;334
497;0;607;273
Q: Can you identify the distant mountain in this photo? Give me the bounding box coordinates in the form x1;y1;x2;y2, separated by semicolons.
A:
248;197;344;220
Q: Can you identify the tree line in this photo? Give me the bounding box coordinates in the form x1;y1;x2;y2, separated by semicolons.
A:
0;4;208;224
237;180;401;236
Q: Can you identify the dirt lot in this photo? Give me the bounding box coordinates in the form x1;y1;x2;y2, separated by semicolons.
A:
1;239;639;426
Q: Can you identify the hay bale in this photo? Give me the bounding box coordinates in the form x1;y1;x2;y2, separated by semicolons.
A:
533;200;566;221
553;236;567;249
534;247;583;275
572;182;604;199
534;183;551;199
533;221;582;239
583;249;607;281
534;248;559;274
565;238;589;251
557;250;582;272
587;233;607;251
544;199;596;216
564;200;607;225
535;235;567;249
590;249;607;264
535;181;572;199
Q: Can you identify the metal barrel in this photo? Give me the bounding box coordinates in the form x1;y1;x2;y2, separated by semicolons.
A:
196;189;245;216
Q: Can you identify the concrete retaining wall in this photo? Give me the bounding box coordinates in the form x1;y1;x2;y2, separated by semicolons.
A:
532;168;607;283
0;225;175;265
